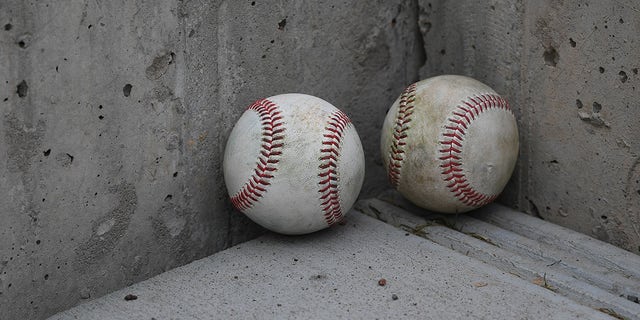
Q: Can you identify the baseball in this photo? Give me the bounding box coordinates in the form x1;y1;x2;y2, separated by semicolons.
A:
223;93;365;235
381;75;519;213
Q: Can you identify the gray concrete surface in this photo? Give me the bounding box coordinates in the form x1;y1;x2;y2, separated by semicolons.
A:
419;0;640;253
48;211;612;320
3;0;640;319
358;193;640;319
0;1;422;319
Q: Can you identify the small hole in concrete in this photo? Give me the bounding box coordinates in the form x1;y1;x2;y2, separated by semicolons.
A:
391;18;396;27
599;67;605;73
619;18;624;23
98;105;103;109
576;99;583;109
619;71;628;83
173;172;178;177
124;294;137;301
600;215;608;220
43;149;51;156
18;40;25;48
16;80;28;97
36;240;41;245
88;24;92;29
543;47;559;67
188;29;195;37
440;49;446;55
261;54;266;59
592;102;602;113
4;23;12;31
98;115;104;120
569;38;576;47
251;1;255;5
422;21;432;34
277;18;286;30
164;194;172;201
123;84;132;97
632;68;638;75
44;274;49;280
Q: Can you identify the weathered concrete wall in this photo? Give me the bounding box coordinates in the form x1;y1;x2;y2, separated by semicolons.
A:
0;1;423;319
4;0;638;319
419;0;640;253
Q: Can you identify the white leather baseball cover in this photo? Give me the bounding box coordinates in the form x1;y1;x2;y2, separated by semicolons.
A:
224;94;365;235
381;75;519;213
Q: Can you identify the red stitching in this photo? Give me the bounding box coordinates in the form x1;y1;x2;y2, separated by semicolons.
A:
318;110;352;226
387;83;417;188
230;99;285;212
439;94;511;208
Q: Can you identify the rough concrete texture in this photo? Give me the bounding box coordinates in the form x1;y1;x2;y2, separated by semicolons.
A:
4;0;640;319
0;1;423;319
419;0;640;253
359;195;640;319
48;212;611;320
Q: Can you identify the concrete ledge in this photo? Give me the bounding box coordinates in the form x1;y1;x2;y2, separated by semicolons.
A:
358;192;640;320
49;209;609;319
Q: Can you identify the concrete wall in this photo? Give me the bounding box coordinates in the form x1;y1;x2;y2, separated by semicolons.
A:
2;0;639;319
419;0;640;252
0;0;422;319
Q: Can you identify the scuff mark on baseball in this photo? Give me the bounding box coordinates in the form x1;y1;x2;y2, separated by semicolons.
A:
381;75;519;213
223;93;365;235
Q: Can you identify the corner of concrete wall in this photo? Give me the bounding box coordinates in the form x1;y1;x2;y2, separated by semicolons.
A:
417;0;640;254
214;0;426;198
417;0;527;211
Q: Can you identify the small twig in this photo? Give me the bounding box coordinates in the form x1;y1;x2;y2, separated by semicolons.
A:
597;307;626;320
546;259;561;267
466;232;499;247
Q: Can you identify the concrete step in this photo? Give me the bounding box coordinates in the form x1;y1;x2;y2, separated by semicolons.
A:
49;195;638;319
361;191;640;320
